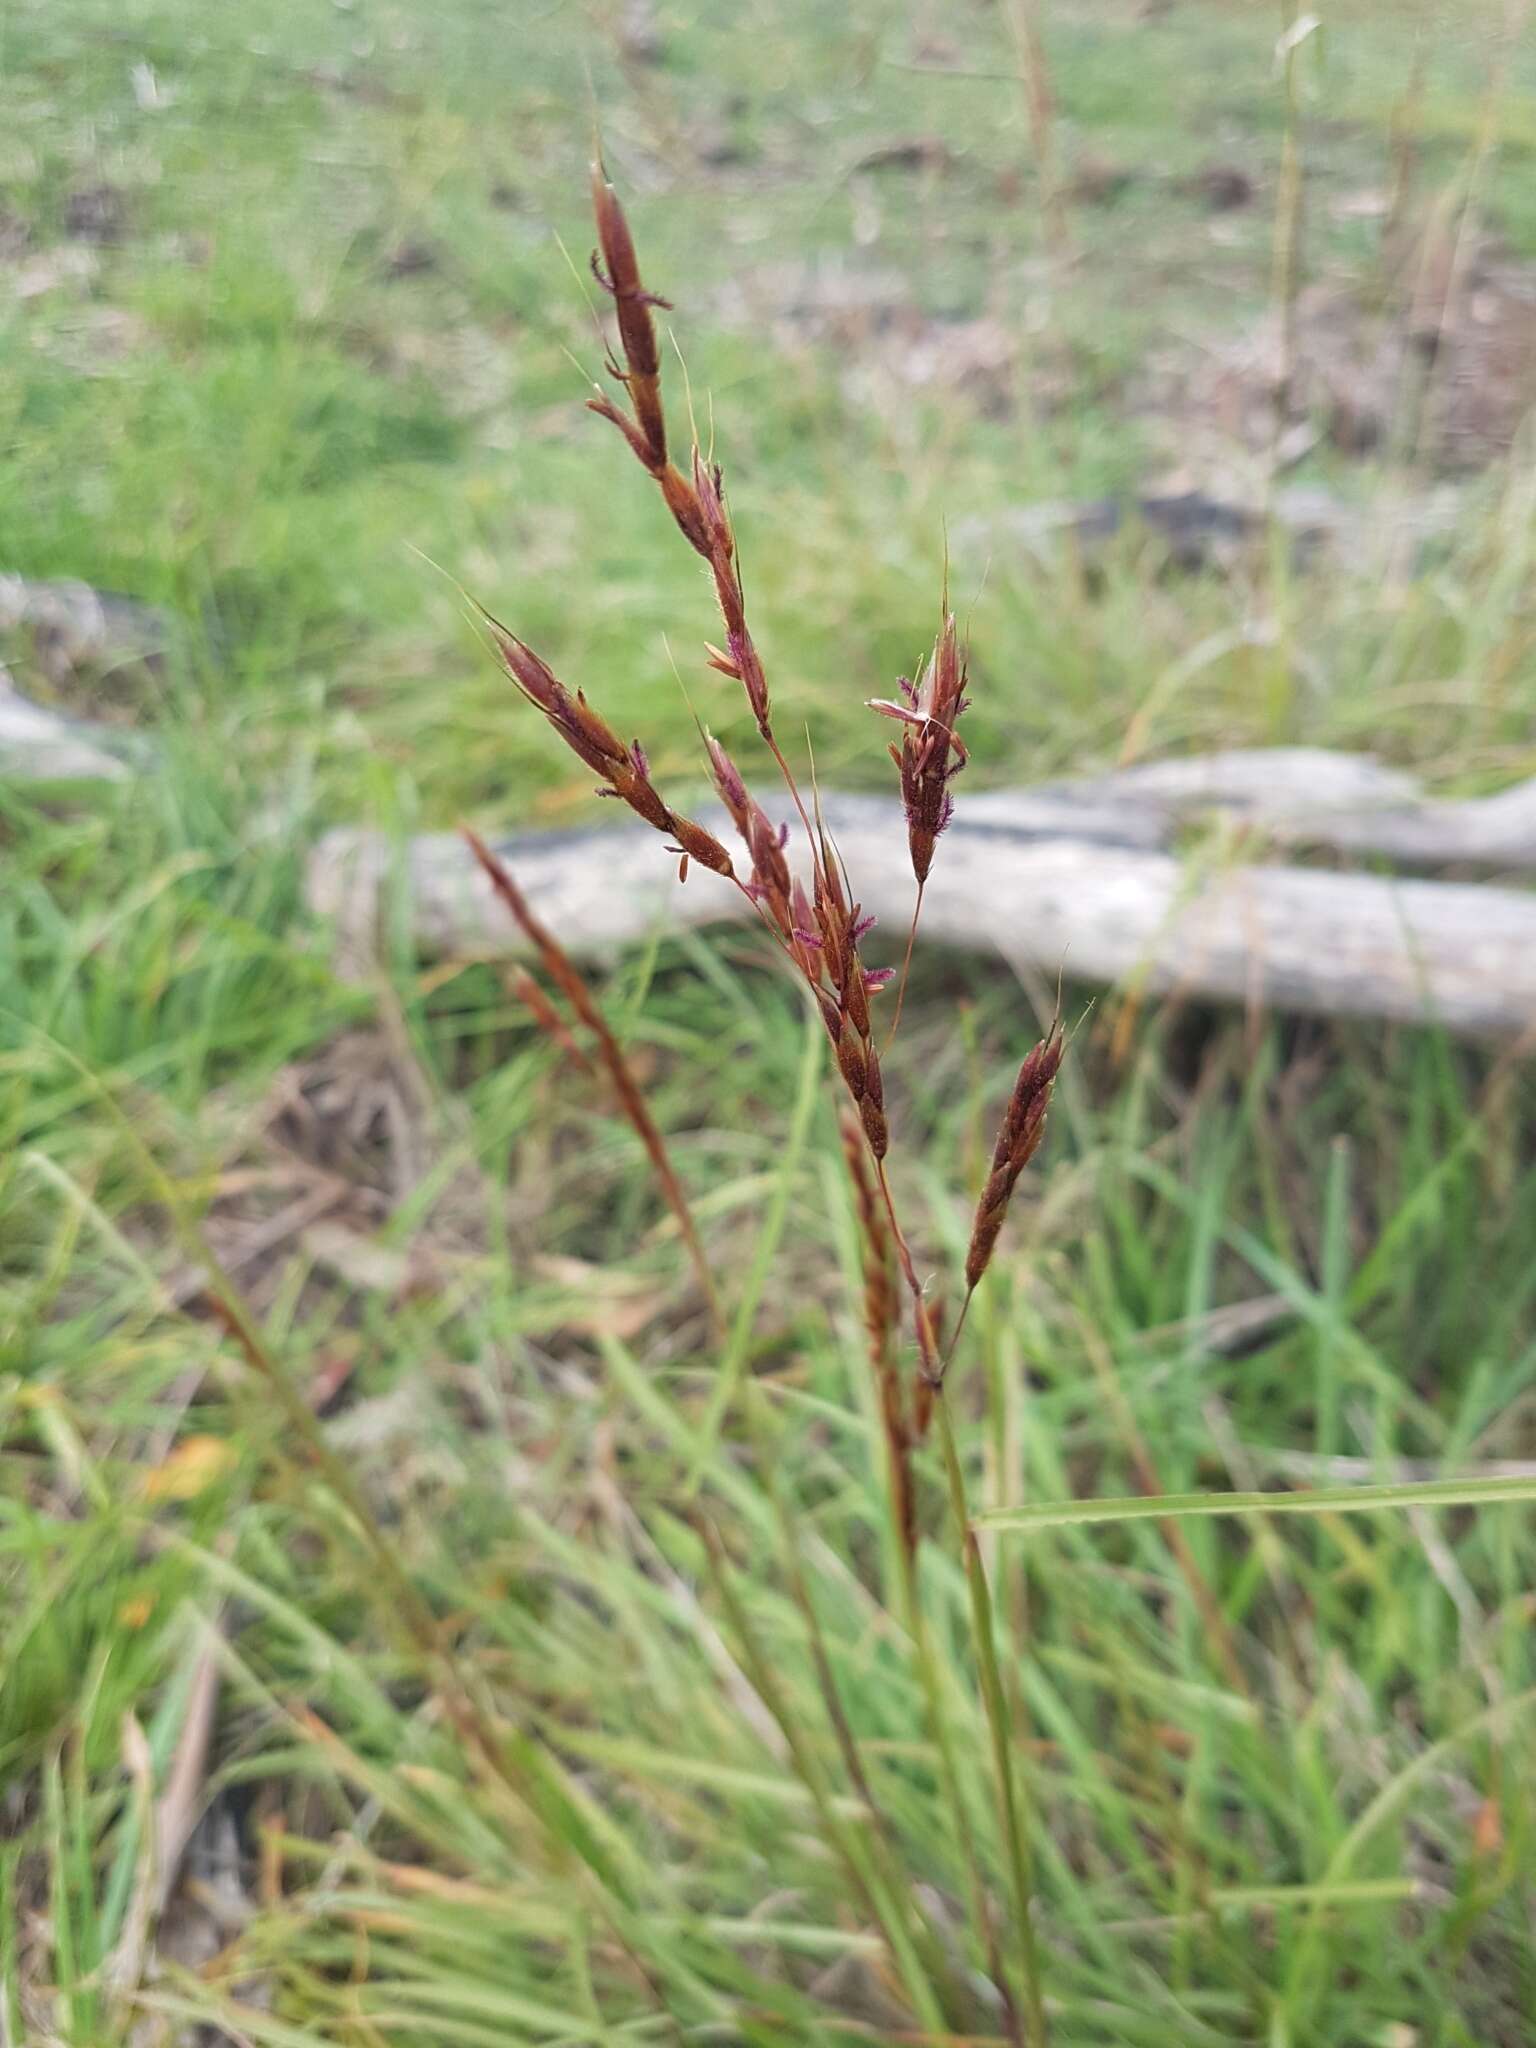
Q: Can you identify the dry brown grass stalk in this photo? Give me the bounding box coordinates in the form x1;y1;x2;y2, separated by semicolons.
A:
453;160;1069;2039
1004;0;1069;264
842;1112;917;1558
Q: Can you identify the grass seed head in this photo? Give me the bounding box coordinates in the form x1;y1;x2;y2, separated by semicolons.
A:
869;611;971;885
708;733;796;926
584;171;776;741
964;1024;1063;1292
497;630;733;874
668;812;735;878
589;163;668;467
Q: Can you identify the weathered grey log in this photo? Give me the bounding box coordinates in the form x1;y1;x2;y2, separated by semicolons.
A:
9;685;1534;876
8;670;1535;1037
0;680;133;781
0;570;174;782
954;484;1465;578
1031;749;1536;869
0;574;174;683
308;790;1536;1040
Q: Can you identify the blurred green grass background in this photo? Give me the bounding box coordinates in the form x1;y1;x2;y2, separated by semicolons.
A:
6;0;1536;808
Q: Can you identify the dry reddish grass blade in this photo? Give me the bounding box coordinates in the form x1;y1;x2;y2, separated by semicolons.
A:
463;827;724;1337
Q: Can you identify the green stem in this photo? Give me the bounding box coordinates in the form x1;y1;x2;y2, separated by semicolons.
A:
896;1536;1026;2047
704;1526;950;2037
936;1395;1050;2047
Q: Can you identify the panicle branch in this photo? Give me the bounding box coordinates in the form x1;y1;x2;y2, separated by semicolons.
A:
505;966;595;1079
585;167;898;1156
705;734;795;943
812;824;891;1158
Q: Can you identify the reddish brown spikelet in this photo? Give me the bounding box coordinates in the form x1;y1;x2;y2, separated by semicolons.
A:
585;389;656;472
585;174;712;555
497;630;640;785
869;611;971;885
691;450;734;564
707;733;801;944
705;732;750;819
706;735;888;1086
583;170;775;743
658;461;709;554
495;630;733;876
668;813;735;878
589;164;667;468
806;835;889;1156
964;1025;1063;1292
690;454;770;737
